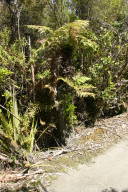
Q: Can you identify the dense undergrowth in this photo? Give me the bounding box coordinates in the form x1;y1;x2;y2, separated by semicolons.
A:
0;0;128;162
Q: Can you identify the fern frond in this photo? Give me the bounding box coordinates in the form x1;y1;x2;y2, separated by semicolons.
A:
24;25;53;38
38;20;98;54
58;75;95;98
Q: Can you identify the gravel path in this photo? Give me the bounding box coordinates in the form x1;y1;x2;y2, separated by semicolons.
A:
48;113;128;192
48;138;128;192
67;112;128;152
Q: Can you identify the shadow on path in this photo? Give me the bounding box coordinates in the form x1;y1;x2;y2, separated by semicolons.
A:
102;188;128;192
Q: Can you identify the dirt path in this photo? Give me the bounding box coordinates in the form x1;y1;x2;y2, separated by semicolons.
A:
48;137;128;192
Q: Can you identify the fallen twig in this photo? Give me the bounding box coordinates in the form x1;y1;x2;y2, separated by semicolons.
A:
0;169;45;184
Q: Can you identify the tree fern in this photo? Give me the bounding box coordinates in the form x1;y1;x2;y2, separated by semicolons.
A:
38;20;98;52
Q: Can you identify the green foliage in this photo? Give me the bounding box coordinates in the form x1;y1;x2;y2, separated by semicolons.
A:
37;20;98;80
24;25;53;40
0;111;13;137
92;0;127;24
40;20;98;52
89;56;115;88
0;68;12;83
45;0;72;28
36;70;51;80
18;103;38;151
73;74;91;85
101;72;116;101
0;0;128;151
0;90;38;152
0;90;20;140
0;28;10;47
62;94;77;126
58;74;95;98
0;36;25;70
